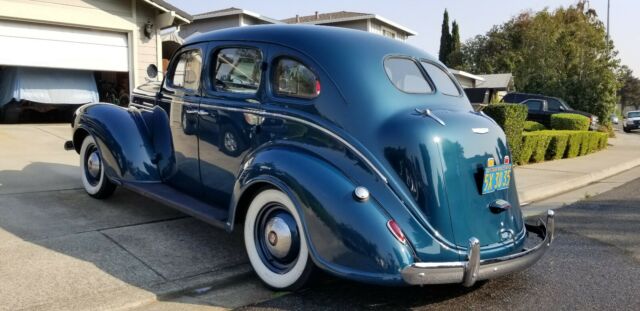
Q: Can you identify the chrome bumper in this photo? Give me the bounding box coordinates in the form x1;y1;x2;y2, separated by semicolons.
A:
401;209;555;287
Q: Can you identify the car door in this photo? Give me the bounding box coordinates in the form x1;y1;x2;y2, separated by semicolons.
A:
198;43;267;208
521;99;546;126
545;98;564;125
161;44;206;198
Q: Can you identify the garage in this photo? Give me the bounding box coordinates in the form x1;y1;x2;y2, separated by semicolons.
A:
0;20;131;123
0;0;191;123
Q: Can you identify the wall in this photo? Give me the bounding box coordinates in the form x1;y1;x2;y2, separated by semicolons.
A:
323;20;368;32
370;21;408;41
180;15;241;39
135;1;159;85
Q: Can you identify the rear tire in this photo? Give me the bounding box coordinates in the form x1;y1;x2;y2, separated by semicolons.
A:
244;189;315;291
623;126;630;133
80;135;116;199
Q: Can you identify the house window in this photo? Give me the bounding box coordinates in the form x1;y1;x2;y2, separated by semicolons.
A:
382;27;397;39
169;50;202;92
273;58;319;99
214;47;263;94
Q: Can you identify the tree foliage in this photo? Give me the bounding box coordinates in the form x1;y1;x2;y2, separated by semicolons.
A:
448;21;463;68
438;9;452;64
461;3;619;124
617;66;640;110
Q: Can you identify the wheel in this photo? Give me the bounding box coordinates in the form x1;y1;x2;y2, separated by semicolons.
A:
623;126;630;133
80;135;116;199
244;189;315;291
220;124;246;156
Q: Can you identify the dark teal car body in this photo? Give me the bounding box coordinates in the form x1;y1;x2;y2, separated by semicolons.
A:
67;25;553;289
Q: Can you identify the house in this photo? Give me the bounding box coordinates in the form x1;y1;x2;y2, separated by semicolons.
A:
0;0;191;108
179;7;281;40
282;11;417;41
464;73;515;104
449;69;485;89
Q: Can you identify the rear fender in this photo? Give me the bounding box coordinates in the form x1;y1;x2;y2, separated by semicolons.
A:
230;146;415;284
73;103;175;182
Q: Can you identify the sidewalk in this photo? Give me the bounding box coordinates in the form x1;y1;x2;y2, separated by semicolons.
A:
515;130;640;204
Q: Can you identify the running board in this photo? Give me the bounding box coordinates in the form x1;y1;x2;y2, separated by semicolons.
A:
122;182;229;230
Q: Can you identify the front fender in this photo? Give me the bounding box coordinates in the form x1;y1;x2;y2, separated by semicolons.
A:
232;146;415;285
73;103;175;182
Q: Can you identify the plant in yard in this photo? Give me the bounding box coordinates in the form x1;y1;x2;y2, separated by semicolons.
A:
461;2;619;125
524;120;547;132
550;113;590;131
483;103;527;163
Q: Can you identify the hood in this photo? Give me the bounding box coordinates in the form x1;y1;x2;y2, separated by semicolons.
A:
378;107;524;249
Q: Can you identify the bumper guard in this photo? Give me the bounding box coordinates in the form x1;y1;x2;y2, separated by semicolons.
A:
401;209;555;287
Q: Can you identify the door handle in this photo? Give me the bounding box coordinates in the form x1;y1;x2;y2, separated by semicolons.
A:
197;110;209;116
185;109;199;115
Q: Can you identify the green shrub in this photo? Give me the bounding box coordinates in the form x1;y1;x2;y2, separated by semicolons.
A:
550;113;591;131
537;131;570;160
578;132;592;156
483;104;527;163
564;131;584;158
519;132;551;164
598;133;609;149
524;121;546;132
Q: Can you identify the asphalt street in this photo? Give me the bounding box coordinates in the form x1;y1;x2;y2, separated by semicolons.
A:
241;177;640;310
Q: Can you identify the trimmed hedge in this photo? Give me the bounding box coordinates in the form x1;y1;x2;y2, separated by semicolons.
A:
519;132;552;164
550;113;590;131
483;104;527;163
524;121;546;132
519;130;608;164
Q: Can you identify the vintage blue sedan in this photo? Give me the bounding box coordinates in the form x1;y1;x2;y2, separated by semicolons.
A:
66;25;554;290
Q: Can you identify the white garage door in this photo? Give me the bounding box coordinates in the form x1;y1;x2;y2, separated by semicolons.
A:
0;20;128;72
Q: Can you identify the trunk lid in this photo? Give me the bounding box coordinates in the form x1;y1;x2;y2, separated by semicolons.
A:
381;108;524;249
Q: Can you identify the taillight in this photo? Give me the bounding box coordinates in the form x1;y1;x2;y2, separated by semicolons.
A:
387;220;406;244
315;80;321;96
504;156;510;164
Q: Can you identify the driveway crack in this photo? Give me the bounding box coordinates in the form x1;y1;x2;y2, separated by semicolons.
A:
98;231;169;282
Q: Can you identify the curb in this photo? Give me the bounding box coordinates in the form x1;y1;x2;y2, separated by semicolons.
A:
518;157;640;204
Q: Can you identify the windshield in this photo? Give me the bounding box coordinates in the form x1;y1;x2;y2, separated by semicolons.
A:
558;99;572;110
628;111;640;118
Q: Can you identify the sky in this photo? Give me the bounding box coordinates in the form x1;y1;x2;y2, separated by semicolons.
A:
166;0;639;75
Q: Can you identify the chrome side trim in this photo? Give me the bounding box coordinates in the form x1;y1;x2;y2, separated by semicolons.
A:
199;104;389;184
401;209;555;286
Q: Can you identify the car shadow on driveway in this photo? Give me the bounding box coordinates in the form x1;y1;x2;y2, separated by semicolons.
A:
0;161;250;310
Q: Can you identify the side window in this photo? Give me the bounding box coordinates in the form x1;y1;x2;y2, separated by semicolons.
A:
524;99;543;111
214;47;262;94
547;99;562;112
273;58;319;99
169;50;202;91
420;62;461;96
384;58;432;93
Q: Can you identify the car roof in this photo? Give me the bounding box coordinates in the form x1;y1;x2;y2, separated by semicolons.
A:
184;24;435;62
506;92;563;101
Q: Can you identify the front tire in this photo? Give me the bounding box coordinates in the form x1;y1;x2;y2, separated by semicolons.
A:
80;135;116;199
244;189;315;291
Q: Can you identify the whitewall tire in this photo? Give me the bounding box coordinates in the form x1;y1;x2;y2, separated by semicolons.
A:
80;135;116;199
244;189;315;290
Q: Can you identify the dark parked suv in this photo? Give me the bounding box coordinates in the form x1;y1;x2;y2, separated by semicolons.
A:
502;92;598;130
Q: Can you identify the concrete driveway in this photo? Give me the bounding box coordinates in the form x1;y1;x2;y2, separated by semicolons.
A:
0;124;259;310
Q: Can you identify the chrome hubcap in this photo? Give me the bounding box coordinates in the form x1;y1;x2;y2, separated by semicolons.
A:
86;151;101;178
264;216;293;259
224;132;237;152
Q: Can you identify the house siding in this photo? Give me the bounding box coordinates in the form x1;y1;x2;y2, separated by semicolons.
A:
135;2;159;85
180;15;241;39
322;20;368;31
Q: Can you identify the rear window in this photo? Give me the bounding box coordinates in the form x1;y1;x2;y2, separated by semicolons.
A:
420;62;461;96
273;58;319;99
384;58;432;93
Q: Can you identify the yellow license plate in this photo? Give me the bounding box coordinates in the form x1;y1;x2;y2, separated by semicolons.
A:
482;164;512;194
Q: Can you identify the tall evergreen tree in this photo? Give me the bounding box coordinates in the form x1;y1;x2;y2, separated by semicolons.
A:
448;20;463;68
438;9;452;64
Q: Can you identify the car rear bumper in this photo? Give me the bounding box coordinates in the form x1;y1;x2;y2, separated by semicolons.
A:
401;210;555;287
